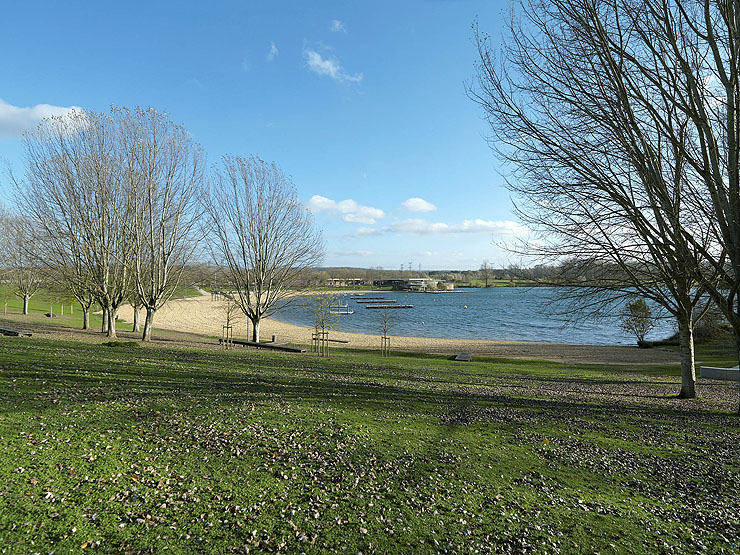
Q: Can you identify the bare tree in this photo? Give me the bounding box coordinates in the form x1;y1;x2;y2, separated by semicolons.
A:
128;291;142;332
221;295;243;348
480;260;492;288
222;295;244;329
620;298;658;346
118;107;205;341
379;306;393;357
308;293;338;356
4;215;43;315
624;2;740;388
0;203;9;276
470;0;724;398
18;109;133;337
14;122;97;330
206;155;324;342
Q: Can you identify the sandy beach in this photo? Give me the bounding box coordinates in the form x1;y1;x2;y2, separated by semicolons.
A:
116;293;680;365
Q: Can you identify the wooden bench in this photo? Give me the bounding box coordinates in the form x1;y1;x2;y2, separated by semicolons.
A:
218;338;306;353
454;352;472;362
0;326;33;337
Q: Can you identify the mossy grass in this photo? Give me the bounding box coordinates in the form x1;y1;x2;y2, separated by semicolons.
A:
0;284;200;318
0;325;738;552
0;284;201;332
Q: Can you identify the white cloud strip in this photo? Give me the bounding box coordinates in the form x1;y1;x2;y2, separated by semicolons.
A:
401;197;436;212
0;98;82;139
332;249;373;257
391;218;529;236
304;50;362;83
307;195;385;225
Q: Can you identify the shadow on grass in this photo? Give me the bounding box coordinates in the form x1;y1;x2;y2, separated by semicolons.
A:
2;337;736;426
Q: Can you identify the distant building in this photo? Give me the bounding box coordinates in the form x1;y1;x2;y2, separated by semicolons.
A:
372;278;454;291
372;279;404;288
325;278;367;287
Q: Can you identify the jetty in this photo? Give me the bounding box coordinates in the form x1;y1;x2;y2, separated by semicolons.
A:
356;299;396;304
329;301;353;315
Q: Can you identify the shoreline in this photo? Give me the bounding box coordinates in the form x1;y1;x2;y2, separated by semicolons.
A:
115;293;681;366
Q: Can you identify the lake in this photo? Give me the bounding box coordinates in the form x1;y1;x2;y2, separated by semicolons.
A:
271;287;675;346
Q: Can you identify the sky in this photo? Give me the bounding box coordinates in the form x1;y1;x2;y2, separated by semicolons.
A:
0;0;524;270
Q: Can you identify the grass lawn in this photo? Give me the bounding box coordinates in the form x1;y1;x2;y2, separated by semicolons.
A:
0;284;202;333
456;280;537;288
0;284;202;318
1;328;739;553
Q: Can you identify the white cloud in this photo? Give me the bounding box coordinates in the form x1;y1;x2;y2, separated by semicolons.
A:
330;19;346;33
390;218;529;236
304;49;363;83
354;227;382;237
333;249;373;257
342;212;380;225
307;195;336;212
307;195;385;224
391;219;448;234
401;197;437;212
0;98;83;140
267;42;279;61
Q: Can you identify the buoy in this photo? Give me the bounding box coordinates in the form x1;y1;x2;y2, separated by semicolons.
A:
421;321;425;325
464;305;467;309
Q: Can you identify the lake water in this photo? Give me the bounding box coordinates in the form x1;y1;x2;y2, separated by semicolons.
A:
271;287;675;346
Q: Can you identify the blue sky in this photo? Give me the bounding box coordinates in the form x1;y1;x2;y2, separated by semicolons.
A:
0;0;525;270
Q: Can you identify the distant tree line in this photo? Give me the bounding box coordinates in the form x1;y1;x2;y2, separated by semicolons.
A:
292;264;558;286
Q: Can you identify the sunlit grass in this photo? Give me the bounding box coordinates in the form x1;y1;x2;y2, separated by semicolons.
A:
1;332;738;553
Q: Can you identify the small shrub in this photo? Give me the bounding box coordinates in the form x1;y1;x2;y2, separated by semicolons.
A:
619;298;657;347
101;341;140;349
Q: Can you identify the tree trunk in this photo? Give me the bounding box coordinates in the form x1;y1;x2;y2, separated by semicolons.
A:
107;309;117;338
677;313;697;399
23;294;29;315
82;307;90;330
251;317;261;342
102;307;109;333
142;307;155;342
133;306;140;332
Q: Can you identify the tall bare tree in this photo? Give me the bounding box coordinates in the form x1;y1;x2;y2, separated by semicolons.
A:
470;0;725;398
118;107;205;341
16;130;97;329
206;155;324;342
18;109;133;337
624;1;740;381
